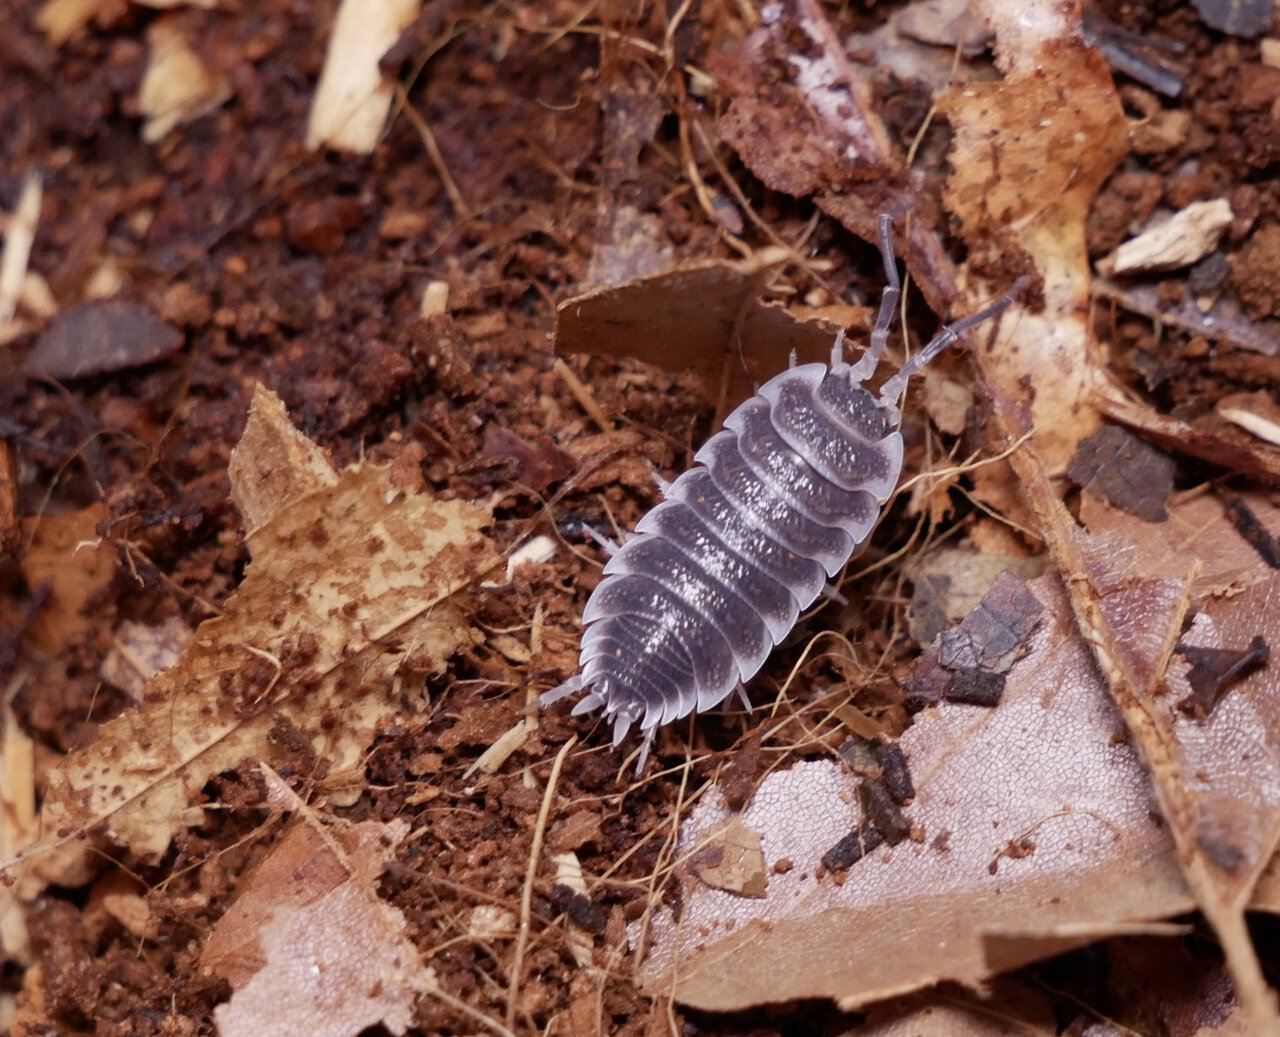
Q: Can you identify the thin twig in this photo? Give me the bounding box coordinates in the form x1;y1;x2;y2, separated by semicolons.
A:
506;735;575;1030
394;82;471;217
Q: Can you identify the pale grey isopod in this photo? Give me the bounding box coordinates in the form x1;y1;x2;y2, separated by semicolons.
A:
543;216;1021;769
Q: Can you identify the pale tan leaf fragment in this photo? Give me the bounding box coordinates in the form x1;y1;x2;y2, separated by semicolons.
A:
210;818;433;1037
18;504;116;654
892;0;990;55
689;817;767;899
467;905;517;941
305;0;422;153
138;19;232;143
921;370;973;436
1;700;36;964
907;547;1042;646
35;0;115;46
228;383;337;536
462;720;528;778
27;391;494;888
639;576;1190;1012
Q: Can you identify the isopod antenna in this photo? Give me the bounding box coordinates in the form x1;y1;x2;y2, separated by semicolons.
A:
877;271;1029;405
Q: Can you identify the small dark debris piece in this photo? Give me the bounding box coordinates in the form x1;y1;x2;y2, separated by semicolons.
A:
718;734;764;812
821;825;885;872
858;780;910;846
1223;497;1280;570
838;737;883;780
1066;425;1174;523
1197;833;1247;871
1082;10;1187;97
876;742;914;805
1191;0;1272;38
905;572;1045;711
944;667;1007;707
989;837;1037;874
1189;252;1231;296
1175;634;1269;719
482;426;575;492
550;884;608;935
26;301;183;380
956;574;1045;669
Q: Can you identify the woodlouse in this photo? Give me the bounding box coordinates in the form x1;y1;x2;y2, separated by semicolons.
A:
543;216;1021;769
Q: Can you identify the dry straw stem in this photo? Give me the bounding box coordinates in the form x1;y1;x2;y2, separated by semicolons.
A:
506;735;576;1030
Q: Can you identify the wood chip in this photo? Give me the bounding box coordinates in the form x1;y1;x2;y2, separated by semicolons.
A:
305;0;422;153
25;301;182;379
1108;199;1233;275
0;173;41;325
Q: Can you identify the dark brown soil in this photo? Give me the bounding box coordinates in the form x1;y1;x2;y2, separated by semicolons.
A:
3;1;1279;1034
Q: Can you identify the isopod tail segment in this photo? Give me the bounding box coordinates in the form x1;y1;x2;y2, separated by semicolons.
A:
541;213;1026;775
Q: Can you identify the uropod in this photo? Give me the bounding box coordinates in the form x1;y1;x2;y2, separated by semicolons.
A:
543;215;1021;769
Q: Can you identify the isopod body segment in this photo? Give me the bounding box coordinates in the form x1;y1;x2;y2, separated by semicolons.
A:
543;216;1020;769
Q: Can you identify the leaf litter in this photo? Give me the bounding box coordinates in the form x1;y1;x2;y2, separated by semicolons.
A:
9;0;1280;1032
20;384;498;888
204;767;435;1037
640;573;1192;1012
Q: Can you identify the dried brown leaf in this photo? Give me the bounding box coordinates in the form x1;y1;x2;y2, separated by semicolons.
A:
1095;391;1280;483
209;816;433;1037
716;0;958;312
1079;490;1280;598
989;399;1280;1029
19;504;115;655
944;1;1128;469
1066;425;1175;523
24;387;496;887
639;576;1190;1011
24;301;182;379
556;247;857;419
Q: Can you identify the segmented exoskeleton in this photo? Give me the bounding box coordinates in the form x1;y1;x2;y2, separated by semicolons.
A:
543;216;1019;769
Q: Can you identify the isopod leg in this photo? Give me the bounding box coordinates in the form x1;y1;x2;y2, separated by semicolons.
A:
819;582;849;607
634;726;656;774
733;683;751;712
582;524;624;557
844;213;902;382
540;674;586;707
